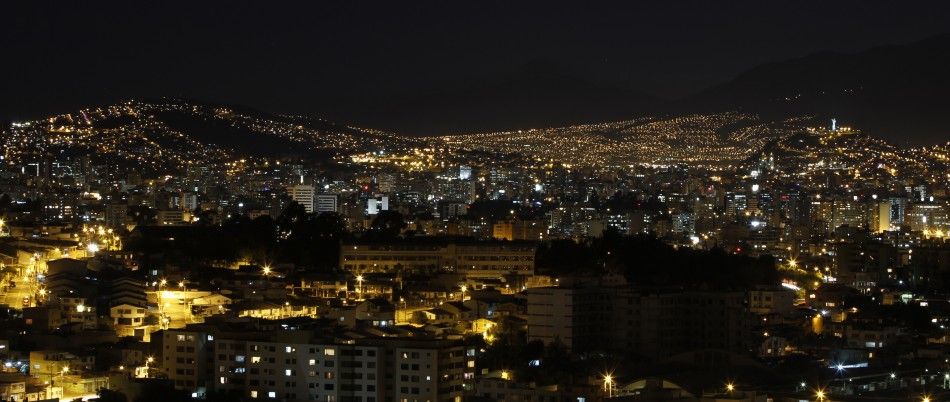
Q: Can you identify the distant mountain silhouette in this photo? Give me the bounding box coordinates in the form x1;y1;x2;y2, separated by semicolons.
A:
683;33;950;146
319;62;663;135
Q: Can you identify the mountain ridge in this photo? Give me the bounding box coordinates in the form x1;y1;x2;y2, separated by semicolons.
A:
682;33;950;146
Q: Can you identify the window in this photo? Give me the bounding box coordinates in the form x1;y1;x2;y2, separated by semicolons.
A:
285;369;293;376
309;359;316;366
324;348;335;356
268;392;276;398
250;391;258;398
252;356;261;363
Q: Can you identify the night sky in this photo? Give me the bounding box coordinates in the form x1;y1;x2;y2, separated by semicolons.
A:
5;1;950;137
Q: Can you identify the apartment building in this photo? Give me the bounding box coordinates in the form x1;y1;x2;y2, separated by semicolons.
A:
162;324;472;402
340;239;535;279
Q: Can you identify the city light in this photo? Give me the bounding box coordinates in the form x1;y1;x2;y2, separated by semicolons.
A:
1;12;947;402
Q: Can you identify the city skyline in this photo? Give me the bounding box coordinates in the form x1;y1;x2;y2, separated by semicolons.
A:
2;4;950;402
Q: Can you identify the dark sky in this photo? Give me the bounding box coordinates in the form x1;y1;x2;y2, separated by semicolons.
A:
5;1;950;125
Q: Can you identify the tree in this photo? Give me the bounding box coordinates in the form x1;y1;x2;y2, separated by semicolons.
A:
368;210;407;239
127;205;156;226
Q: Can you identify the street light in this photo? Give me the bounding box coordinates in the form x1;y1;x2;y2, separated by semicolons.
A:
144;356;154;378
922;396;931;402
725;382;735;393
603;373;614;398
262;265;272;276
815;389;826;402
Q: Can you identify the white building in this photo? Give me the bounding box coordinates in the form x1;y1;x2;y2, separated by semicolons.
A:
288;185;316;213
366;195;389;216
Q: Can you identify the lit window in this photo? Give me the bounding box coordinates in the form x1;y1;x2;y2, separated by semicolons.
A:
309;359;316;366
251;356;261;363
324;349;335;356
250;391;258;398
285;369;292;376
268;392;276;398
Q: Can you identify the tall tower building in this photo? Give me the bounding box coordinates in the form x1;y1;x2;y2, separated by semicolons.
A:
872;201;892;233
288;184;316;213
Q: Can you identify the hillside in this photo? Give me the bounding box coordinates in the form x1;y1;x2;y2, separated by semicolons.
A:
685;34;950;146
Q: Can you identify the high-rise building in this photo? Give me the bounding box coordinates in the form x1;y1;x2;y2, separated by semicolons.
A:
366;195;389;215
315;194;338;214
104;203;129;229
182;193;199;212
458;165;472;180
527;286;753;359
288;185;316;213
871;201;892;233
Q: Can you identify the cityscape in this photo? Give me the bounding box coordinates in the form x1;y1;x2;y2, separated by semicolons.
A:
3;3;950;402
